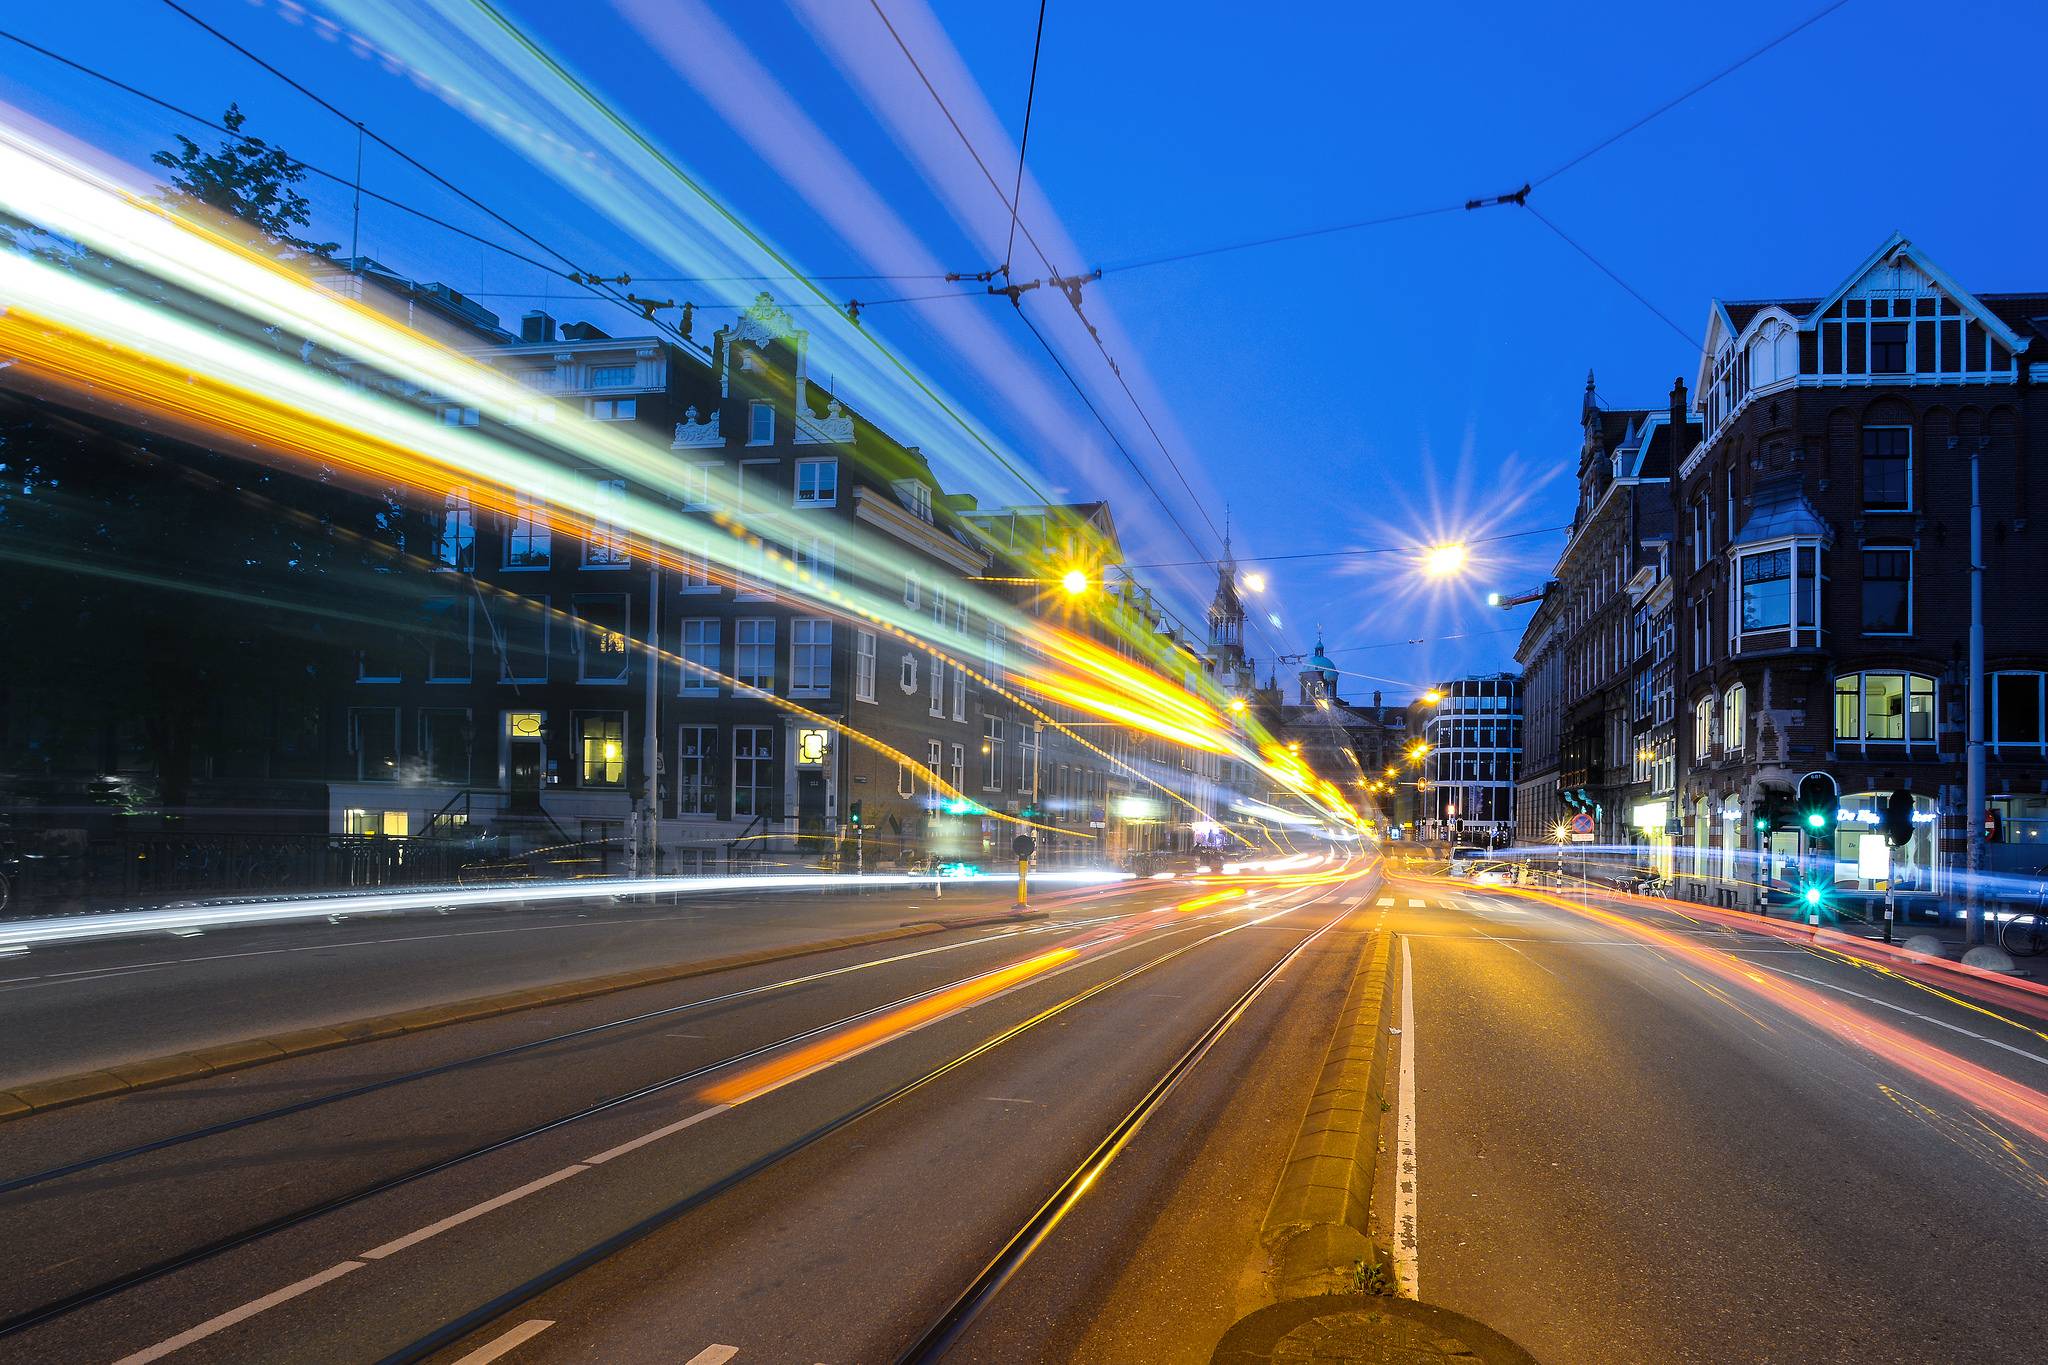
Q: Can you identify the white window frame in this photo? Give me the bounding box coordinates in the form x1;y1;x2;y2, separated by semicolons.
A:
1861;425;1913;513
573;593;631;684
677;551;716;593
928;651;946;718
747;401;775;446
676;724;717;816
1833;670;1938;753
588;363;635;389
1732;541;1823;650
926;739;943;780
1694;696;1714;758
790;618;832;697
435;488;476;570
682;463;720;510
951;663;967;722
983;716;1004;791
899;652;918;695
732;725;774;818
504;492;551;570
855;630;877;703
793;457;838;507
897;761;916;799
678;618;720;695
1723;683;1745;753
587;397;638;422
904;574;920;609
734;617;775;692
794;535;835;589
949;743;965;794
583;476;631;567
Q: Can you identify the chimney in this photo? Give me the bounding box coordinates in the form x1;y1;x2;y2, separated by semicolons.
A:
520;310;557;343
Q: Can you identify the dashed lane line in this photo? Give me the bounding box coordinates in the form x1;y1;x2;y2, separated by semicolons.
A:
1393;935;1420;1298
453;1320;554;1364
359;1164;588;1261
111;1261;364;1365
683;1348;739;1365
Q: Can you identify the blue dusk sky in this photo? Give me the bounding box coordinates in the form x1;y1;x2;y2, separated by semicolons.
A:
4;0;2044;701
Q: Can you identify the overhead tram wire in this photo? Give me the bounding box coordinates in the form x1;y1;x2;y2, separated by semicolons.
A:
1521;204;1700;351
1001;0;1049;279
1120;523;1572;572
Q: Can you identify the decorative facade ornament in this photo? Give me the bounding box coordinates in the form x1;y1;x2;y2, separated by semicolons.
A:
795;396;854;445
671;406;722;449
733;291;799;347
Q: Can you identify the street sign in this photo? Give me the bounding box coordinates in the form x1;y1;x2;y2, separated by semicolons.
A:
1569;813;1595;835
1012;834;1037;858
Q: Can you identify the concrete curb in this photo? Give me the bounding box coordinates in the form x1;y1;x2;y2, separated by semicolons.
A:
1257;927;1396;1299
0;922;947;1124
898;910;1050;930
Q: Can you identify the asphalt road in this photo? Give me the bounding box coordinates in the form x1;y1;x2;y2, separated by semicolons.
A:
0;880;1058;1088
1368;873;2048;1365
0;860;1379;1363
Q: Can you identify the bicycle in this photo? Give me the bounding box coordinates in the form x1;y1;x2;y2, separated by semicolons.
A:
1998;906;2047;957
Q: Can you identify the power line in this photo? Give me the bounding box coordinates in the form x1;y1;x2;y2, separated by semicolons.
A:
1325;624;1524;655
1002;0;1049;278
1522;204;1700;351
1530;0;1856;188
1096;201;1468;276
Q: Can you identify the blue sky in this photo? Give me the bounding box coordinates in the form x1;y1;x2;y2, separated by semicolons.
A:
5;0;2045;702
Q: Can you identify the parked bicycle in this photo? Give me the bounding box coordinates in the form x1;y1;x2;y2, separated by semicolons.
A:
1997;870;2048;956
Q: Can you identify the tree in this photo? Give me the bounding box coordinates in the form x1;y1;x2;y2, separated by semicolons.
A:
151;103;338;259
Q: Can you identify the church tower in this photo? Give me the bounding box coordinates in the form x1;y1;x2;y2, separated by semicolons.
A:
1208;524;1246;667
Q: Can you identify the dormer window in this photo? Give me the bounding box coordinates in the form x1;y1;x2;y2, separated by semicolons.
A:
748;402;775;445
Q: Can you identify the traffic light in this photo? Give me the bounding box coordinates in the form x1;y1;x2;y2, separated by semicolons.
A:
1752;800;1771;836
1796;771;1839;839
1880;790;1914;847
848;800;863;827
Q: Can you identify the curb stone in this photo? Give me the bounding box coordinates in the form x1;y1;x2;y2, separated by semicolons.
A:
0;922;952;1123
1256;925;1397;1300
1211;1295;1539;1365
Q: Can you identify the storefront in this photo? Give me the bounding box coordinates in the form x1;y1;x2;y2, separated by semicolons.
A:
1828;791;1937;897
1631;800;1673;879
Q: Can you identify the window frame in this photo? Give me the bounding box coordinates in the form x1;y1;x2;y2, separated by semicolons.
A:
572;593;632;684
676;724;718;816
1833;670;1938;752
789;618;833;698
575;710;627;788
747;401;775;446
1992;671;2047;755
678;617;720;695
1860;546;1913;637
504;492;552;570
732;725;775;818
1723;683;1746;754
734;617;776;692
1861;425;1913;513
854;630;877;703
793;457;838;507
582;477;631;567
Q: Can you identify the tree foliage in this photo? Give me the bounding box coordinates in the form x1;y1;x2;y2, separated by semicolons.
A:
151;103;338;259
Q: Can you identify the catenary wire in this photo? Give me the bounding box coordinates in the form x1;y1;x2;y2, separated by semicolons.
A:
1523;203;1700;350
1001;0;1049;277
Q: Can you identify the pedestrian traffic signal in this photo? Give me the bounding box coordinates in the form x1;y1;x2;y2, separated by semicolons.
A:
1880;790;1914;847
849;800;863;826
1796;771;1839;839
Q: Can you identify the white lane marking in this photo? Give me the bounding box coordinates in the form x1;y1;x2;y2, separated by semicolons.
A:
684;1348;740;1365
1376;897;1394;907
1407;899;1425;909
453;1320;555;1364
113;1260;364;1364
585;1104;731;1165
1393;936;1420;1299
360;1164;588;1260
1761;965;2048;1068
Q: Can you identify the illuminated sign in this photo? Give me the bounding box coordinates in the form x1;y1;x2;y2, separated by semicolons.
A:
796;728;830;766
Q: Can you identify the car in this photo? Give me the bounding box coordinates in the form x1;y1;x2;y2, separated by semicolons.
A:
1446;846;1491;877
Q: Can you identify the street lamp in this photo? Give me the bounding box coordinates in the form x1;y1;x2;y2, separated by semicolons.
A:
1422;689;1444;705
1242;572;1267;593
1060;568;1089;595
1422;543;1468;577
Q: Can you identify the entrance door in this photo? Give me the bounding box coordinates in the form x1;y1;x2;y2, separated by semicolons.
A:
509;739;545;812
797;771;827;831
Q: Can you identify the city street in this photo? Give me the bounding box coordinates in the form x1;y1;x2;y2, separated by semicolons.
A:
0;863;1379;1363
1369;873;2048;1365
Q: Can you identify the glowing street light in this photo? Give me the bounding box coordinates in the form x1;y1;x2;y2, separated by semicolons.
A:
1242;572;1268;593
1422;543;1468;577
1228;697;1248;714
1422;689;1444;704
1060;568;1090;595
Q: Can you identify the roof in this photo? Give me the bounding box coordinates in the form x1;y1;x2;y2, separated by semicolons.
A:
1730;473;1831;548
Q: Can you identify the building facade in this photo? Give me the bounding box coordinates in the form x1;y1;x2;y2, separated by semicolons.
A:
1418;673;1522;844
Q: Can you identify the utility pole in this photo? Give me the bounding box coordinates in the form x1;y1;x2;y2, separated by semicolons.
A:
1965;437;1987;944
639;560;662;880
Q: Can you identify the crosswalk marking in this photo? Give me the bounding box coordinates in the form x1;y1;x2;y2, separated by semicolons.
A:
1407;898;1425;909
1377;897;1394;907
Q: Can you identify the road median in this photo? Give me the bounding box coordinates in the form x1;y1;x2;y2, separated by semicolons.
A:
1255;926;1397;1300
0;921;953;1123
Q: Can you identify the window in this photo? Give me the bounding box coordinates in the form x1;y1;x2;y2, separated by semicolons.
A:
855;631;877;702
985;622;1006;678
733;537;773;600
343;809;410;837
505;493;551;568
951;663;967;722
1870;323;1907;374
1694;696;1714;757
578;712;625;787
682;463;719;510
1692;599;1711;667
930;587;946;629
983;716;1004;790
735;619;775;691
1734;545;1819;643
1834;791;1937;894
584;478;630;565
1019;726;1038;797
1993;672;2046;753
748;401;774;445
899;653;918;694
677;726;716;815
436;488;476;570
1834;671;1937;748
574;594;630;683
950;743;965;794
350;707;399;781
1862;427;1911;511
928;652;946;718
894;479;933;521
1724;684;1746;753
733;726;774;817
793;535;835;588
904;574;920;609
678;618;719;694
794;458;838;506
589;364;634;388
1862;548;1911;635
790;619;832;696
358;638;402;683
588;398;637;421
898;762;917;798
677;551;715;592
426;598;471;682
500;604;549;682
438;405;479;426
1691;499;1710;568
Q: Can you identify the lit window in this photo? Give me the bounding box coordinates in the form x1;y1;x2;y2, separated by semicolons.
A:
1694;697;1714;757
1834;671;1937;749
790;619;832;696
578;712;626;787
748;402;775;445
588;398;638;421
794;458;838;506
1723;684;1745;753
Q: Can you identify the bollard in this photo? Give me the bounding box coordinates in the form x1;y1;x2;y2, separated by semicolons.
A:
1016;857;1029;908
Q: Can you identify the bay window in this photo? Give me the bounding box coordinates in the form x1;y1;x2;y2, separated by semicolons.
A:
1733;543;1820;648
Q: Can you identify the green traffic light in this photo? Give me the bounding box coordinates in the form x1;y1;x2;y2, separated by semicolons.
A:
1803;886;1823;906
1806;812;1825;829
